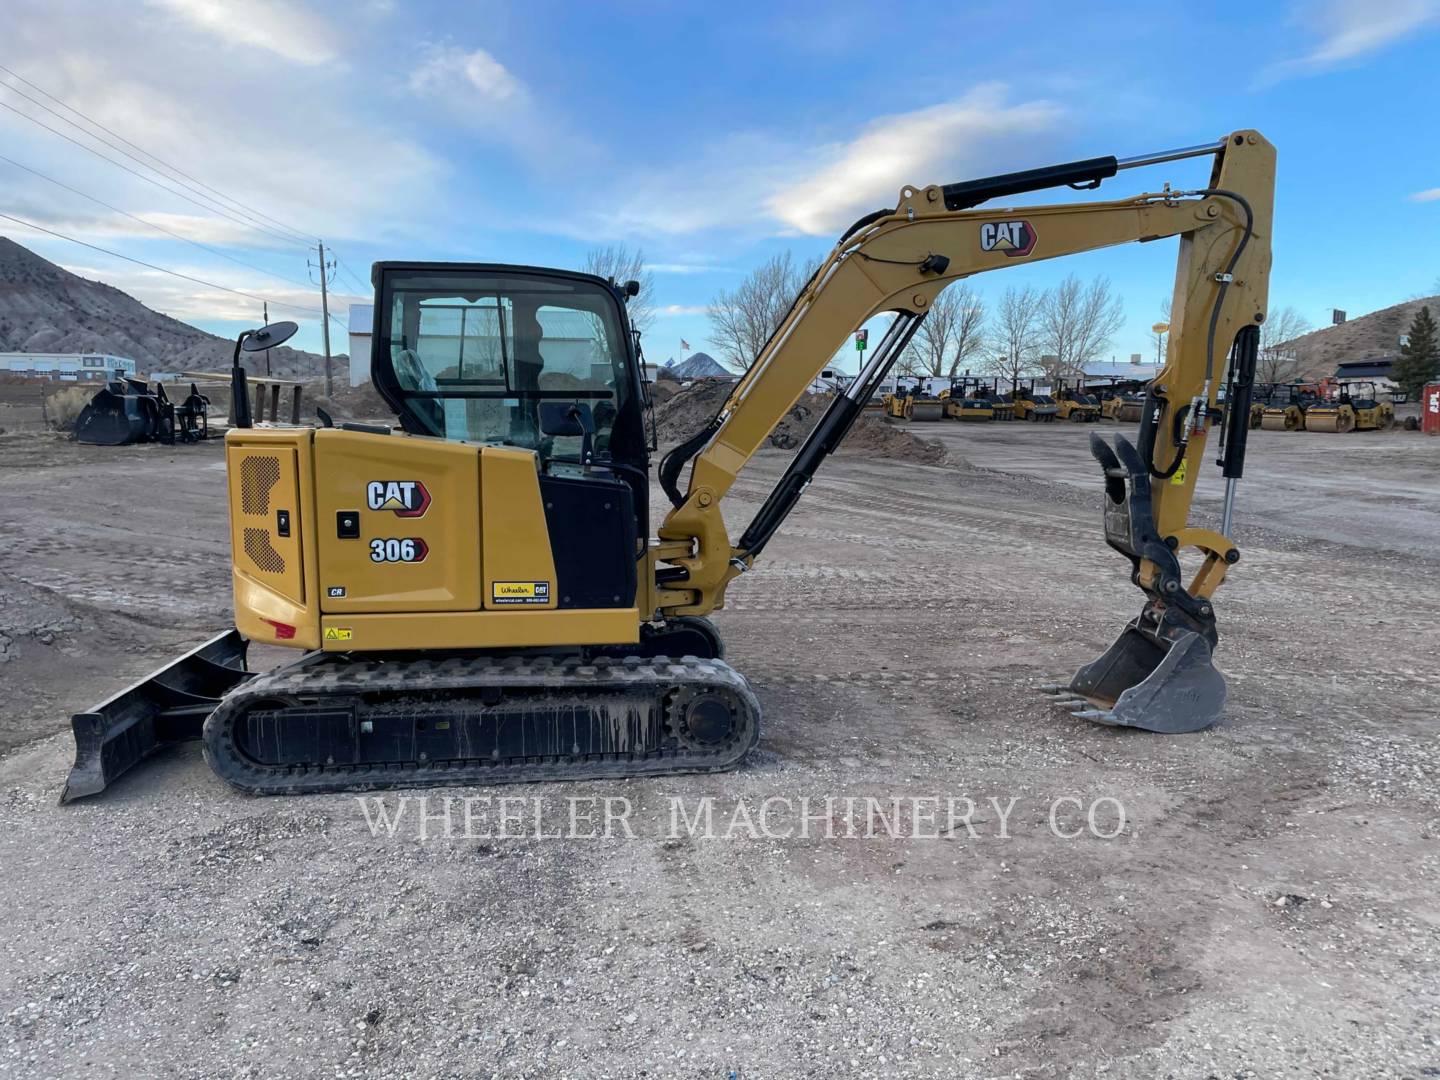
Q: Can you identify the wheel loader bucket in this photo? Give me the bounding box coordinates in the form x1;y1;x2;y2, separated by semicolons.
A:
61;630;252;803
1048;617;1225;733
73;381;156;446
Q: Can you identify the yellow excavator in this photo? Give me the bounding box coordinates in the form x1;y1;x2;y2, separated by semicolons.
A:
64;131;1275;801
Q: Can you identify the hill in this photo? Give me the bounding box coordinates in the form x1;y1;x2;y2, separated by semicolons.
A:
666;351;730;378
1282;295;1440;380
0;237;340;378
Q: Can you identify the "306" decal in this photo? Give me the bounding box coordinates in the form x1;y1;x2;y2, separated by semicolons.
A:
369;537;429;563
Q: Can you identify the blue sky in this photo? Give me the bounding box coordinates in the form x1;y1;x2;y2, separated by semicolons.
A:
3;0;1438;369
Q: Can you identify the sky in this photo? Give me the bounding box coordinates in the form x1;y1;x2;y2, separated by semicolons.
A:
1;0;1438;371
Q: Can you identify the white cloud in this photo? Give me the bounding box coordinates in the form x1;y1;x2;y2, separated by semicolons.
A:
765;85;1063;235
145;0;340;66
1411;187;1440;202
656;304;711;317
650;262;728;275
0;43;443;247
557;84;1065;245
1262;0;1439;82
408;44;525;104
54;258;361;325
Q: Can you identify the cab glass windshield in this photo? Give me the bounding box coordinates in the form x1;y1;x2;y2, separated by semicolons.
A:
378;269;630;461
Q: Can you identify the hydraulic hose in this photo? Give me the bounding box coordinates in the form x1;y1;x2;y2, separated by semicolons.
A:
1147;188;1254;479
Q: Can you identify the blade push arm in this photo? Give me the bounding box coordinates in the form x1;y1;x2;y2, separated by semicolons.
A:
655;131;1274;618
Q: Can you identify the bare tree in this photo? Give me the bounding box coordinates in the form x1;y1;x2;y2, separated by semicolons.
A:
707;251;819;372
583;244;656;334
899;283;985;378
985;284;1044;389
1038;275;1125;382
1256;304;1312;384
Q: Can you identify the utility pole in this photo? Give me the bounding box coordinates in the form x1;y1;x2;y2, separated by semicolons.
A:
313;241;335;396
262;300;271;376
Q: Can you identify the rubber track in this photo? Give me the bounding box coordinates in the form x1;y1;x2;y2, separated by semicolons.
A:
202;653;761;796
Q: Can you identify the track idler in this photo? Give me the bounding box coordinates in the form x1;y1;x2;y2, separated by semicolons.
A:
1047;431;1226;733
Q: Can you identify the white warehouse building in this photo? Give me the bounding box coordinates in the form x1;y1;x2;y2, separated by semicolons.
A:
0;352;137;380
348;304;374;388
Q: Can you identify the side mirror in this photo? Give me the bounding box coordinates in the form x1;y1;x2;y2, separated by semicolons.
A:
539;402;596;466
539;401;595;437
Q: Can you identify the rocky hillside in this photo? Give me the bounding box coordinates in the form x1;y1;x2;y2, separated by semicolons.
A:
0;237;341;377
1283;295;1439;379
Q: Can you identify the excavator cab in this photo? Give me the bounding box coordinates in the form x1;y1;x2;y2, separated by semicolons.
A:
373;264;649;469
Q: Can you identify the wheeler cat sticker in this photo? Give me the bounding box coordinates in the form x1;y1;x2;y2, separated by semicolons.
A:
491;581;551;606
979;220;1036;258
366;480;431;517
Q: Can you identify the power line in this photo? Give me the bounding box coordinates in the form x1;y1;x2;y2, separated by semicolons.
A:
0;64;315;245
0;151;317;291
332;255;371;296
0;210;324;315
0;96;310;251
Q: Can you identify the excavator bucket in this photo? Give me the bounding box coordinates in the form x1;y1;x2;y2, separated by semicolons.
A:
1049;618;1225;733
61;630;252;803
1044;432;1224;733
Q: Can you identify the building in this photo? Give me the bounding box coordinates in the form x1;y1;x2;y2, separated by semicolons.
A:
0;352;137;380
1333;358;1398;395
348;304;374;387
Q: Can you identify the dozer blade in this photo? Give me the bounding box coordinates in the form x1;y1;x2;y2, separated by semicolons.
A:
62;630;252;803
1056;431;1226;733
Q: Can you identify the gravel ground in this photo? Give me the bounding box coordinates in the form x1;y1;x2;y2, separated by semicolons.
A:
1;422;1438;1078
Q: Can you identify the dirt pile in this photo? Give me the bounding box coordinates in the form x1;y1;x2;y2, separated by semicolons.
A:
652;381;946;464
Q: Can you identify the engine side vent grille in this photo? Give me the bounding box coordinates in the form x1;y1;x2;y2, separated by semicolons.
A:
240;456;281;515
243;527;285;574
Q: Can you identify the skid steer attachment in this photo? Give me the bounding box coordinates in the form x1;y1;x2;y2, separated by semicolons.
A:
61;630;252;803
1044;432;1226;733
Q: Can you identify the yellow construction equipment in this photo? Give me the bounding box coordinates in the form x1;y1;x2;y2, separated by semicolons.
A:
885;378;945;421
1055;380;1102;422
1010;380;1060;422
65;130;1276;801
1258;382;1320;430
941;375;996;421
1304;381;1395;433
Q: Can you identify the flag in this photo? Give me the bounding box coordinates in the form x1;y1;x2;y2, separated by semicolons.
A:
681;339;691;351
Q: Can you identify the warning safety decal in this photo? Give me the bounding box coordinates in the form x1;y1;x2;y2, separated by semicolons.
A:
324;627;353;642
491;581;551;606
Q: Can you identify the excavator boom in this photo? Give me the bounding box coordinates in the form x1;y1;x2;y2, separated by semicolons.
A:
656;130;1274;730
